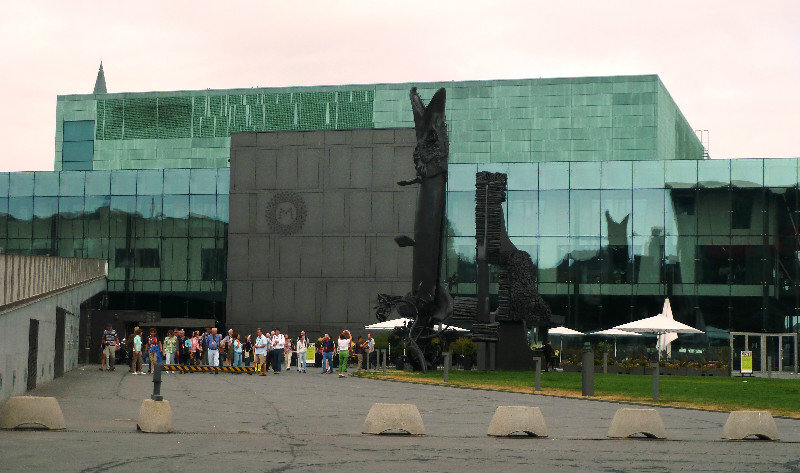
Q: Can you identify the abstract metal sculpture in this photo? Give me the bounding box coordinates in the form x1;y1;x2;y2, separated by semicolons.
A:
454;171;558;370
375;87;453;373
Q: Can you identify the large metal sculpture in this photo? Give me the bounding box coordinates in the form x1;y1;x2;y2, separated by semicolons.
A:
454;172;561;370
375;87;453;373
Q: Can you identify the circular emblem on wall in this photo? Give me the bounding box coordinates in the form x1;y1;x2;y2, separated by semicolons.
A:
265;192;307;235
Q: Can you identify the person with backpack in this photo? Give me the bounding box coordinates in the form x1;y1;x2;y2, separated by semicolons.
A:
146;328;162;373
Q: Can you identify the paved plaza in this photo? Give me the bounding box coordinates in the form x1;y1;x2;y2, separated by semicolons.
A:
1;366;798;472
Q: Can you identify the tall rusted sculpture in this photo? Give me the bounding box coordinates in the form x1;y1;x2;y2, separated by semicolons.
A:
376;87;453;373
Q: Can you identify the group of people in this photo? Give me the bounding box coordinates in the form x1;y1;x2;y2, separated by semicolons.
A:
100;322;376;378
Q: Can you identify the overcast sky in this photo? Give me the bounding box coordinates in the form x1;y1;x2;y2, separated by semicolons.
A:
1;1;798;171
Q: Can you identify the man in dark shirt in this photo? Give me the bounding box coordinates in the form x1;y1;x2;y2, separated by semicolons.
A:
321;334;334;374
543;340;556;372
101;323;119;371
355;335;365;371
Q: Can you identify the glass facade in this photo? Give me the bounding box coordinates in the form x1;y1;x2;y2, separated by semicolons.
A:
444;158;800;335
0;169;228;319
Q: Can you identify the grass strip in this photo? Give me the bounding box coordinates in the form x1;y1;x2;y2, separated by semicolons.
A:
354;370;800;417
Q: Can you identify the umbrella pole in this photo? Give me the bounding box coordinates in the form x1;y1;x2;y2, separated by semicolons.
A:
614;337;617;359
560;339;563;364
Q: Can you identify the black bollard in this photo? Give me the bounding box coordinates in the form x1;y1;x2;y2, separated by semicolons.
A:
603;352;608;374
652;363;659;402
443;351;451;382
151;362;163;401
533;357;541;392
581;342;594;396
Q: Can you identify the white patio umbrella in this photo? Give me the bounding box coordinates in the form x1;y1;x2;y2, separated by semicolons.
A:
591;328;643;358
364;318;469;332
613;313;703;360
657;298;678;358
548;326;584;363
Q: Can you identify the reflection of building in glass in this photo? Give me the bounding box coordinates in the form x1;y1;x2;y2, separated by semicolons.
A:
3;69;798;345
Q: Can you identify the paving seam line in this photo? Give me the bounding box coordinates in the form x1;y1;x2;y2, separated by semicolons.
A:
353;374;800;421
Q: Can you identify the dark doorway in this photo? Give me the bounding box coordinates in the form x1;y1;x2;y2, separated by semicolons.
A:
27;319;39;391
55;308;66;378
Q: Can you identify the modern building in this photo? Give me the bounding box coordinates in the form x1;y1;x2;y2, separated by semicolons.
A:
2;67;798;370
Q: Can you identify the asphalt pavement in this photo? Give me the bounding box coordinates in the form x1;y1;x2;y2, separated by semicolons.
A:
0;364;798;472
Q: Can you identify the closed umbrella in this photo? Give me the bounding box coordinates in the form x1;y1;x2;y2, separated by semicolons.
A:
548;326;584;363
591;328;643;358
657;298;678;358
614;314;703;360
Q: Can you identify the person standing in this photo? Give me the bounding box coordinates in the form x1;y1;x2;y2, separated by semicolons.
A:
296;332;308;373
254;329;269;376
283;336;293;371
206;328;221;367
321;334;334;374
355;336;365;371
146;328;161;373
222;329;234;367
177;329;188;365
232;333;243;367
243;334;253;367
366;333;376;370
190;331;201;365
270;329;285;373
201;327;212;364
101;323;119;371
337;330;352;378
130;327;144;374
163;330;177;366
543;340;556;372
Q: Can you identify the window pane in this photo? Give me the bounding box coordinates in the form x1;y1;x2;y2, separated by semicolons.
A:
666;189;696;235
570;162;600;189
448;164;478;191
764;158;798;187
539;236;569;283
216;195;229;223
190;168;217;194
9;172;34;196
137;169;163;195
163;195;190;219
601;189;631;242
59;171;85;196
633;189;665;237
570;237;601;284
507;163;537;190
698;159;730;188
85;171;111;195
63;120;95;141
111;170;137;195
632;234;663;283
539;190;569;236
570;189;600;236
0;173;9;197
601;161;632;189
633;161;665;188
62;142;94;162
216;168;230;194
731;159;763;188
507;190;537;236
164;169;190;194
665;161;697;189
539;162;569;190
446;191;475;236
34;172;59;196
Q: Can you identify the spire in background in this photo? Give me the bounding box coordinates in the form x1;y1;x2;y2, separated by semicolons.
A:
93;62;107;94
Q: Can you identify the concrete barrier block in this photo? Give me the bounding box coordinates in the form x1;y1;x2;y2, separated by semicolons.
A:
487;406;548;437
607;408;666;439
137;399;173;433
723;410;780;440
362;403;425;435
0;396;66;430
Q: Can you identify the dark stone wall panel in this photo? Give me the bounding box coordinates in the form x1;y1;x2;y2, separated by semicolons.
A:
227;128;415;337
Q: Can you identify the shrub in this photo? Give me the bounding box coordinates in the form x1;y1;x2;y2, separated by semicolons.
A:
450;337;477;358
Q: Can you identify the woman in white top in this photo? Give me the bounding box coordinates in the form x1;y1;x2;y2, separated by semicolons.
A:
337;330;351;378
296;332;309;373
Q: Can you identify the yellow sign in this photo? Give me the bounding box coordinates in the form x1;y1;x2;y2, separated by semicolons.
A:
740;350;753;374
306;348;315;364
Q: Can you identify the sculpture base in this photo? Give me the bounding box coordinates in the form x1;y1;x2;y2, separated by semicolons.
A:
495;321;536;370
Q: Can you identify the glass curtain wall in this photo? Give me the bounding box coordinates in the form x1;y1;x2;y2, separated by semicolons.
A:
445;158;800;336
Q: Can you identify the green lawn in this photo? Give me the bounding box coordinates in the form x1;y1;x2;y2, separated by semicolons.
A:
355;370;800;417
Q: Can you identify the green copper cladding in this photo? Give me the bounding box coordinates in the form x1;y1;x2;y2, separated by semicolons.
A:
56;75;704;171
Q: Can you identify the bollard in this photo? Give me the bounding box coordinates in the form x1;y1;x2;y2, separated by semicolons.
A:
381;349;387;375
581;343;594;396
533;357;541;392
603;353;608;374
443;351;451;382
151;362;163;401
652;363;659;402
767;356;772;378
